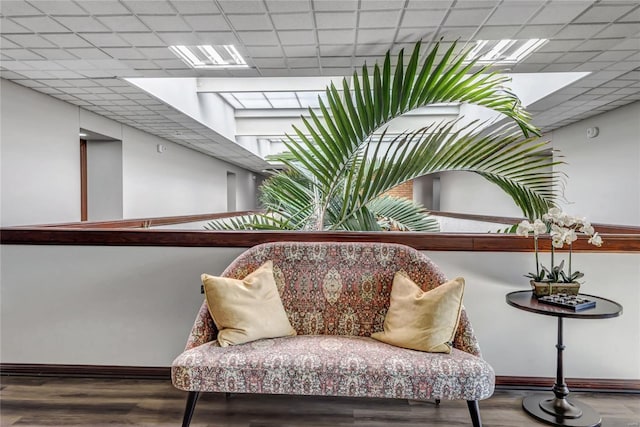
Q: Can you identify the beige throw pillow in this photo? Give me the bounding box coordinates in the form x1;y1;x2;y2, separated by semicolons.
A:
202;261;296;347
371;273;465;354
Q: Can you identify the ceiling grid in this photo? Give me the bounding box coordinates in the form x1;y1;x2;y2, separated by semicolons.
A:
0;0;638;172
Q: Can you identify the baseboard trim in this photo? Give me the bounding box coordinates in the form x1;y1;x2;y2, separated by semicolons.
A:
495;375;640;393
1;364;638;393
0;363;170;380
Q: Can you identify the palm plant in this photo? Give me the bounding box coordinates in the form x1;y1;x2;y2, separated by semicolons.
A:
207;40;563;231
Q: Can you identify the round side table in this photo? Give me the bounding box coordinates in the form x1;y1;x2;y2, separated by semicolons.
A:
505;290;623;427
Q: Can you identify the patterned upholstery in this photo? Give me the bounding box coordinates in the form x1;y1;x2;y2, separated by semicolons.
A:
172;242;495;401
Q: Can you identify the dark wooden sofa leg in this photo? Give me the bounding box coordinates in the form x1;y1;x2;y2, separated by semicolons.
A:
181;391;200;427
466;400;482;427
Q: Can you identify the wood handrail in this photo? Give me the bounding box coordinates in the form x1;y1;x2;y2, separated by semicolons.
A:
29;210;258;229
430;210;640;234
25;209;638;235
1;229;638;252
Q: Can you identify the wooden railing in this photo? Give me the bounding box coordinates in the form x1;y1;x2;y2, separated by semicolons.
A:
3;210;638;252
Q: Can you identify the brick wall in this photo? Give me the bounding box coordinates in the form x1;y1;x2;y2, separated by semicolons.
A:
383;180;413;200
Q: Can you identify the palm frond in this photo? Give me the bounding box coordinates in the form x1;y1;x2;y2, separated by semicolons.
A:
367;196;440;232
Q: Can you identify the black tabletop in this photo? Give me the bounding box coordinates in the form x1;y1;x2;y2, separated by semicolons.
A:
506;290;623;319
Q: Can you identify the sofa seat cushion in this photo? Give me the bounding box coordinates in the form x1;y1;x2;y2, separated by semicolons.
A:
172;335;494;401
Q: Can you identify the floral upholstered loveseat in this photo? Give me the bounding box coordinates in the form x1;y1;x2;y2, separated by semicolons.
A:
172;242;495;427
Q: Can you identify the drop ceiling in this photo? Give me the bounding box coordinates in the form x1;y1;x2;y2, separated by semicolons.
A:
1;0;639;173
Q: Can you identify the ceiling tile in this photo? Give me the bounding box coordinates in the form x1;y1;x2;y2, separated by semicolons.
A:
530;2;591;25
0;18;31;34
575;5;636;23
54;16;111;32
75;1;131;15
360;0;405;11
98;16;151;32
575;38;624;51
244;45;283;57
355;43;389;56
313;0;358;12
515;24;563;38
287;57;319;68
438;26;478;41
30;48;79;60
138;47;176;59
218;0;266;14
118;32;166;47
319;57;352;67
11;16;70;33
318;29;355;45
395;27;437;43
282;45;317;56
196;31;240;45
252;57;287;68
357;29;396;45
444;8;492;26
102;47;145;59
40;33;92;48
554;51;599;63
0;1;42;16
538;39;584;52
591;50;636;62
1;49;44;60
1;36;22;49
400;9;447;27
137;15;190;32
474;25;521;40
554;24;607;39
170;1;220;14
157;32;201;45
316;12;357;29
29;1;87;15
264;0;311;13
271;13;314;30
66;48;112;59
182;14;230;31
78;33;129;47
594;23;640;39
3;34;56;49
485;4;542;25
238;31;279;46
358;10;401;28
278;30;316;45
122;0;176;14
226;14;273;31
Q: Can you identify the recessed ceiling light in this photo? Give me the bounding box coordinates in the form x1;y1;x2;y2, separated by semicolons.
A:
169;45;249;69
79;132;87;137
466;39;548;64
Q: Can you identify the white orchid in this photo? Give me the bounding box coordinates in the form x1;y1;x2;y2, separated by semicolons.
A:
519;207;602;285
588;232;603;247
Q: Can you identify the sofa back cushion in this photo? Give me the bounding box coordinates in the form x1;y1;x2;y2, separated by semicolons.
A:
220;242;447;337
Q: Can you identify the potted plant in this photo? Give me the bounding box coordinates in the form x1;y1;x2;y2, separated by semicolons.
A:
517;207;603;297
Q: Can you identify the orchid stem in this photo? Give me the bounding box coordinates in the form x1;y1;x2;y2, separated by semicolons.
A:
534;237;539;277
568;243;572;280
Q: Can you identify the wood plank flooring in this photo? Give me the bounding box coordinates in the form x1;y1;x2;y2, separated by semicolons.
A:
1;376;638;426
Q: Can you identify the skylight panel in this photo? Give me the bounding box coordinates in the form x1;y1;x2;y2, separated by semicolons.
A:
466;39;548;64
169;45;249;69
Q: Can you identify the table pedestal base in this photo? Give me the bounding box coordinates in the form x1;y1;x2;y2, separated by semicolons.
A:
523;394;602;427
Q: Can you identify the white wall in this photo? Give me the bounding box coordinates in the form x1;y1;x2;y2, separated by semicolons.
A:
1;244;637;380
87;140;123;221
439;171;525;217
0;79;260;226
551;102;640;226
1;79;81;226
121;126;257;217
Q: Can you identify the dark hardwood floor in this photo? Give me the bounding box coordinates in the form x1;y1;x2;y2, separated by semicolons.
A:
1;376;638;426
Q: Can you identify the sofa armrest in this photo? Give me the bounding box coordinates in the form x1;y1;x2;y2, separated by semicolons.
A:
453;309;482;357
184;302;218;351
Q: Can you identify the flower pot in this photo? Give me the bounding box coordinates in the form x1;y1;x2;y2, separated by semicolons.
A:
530;280;581;297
